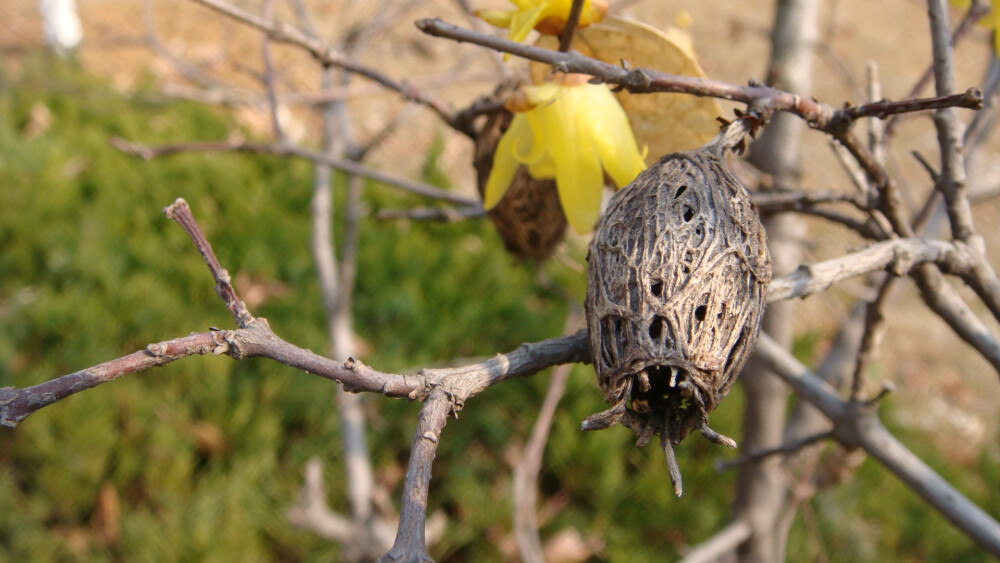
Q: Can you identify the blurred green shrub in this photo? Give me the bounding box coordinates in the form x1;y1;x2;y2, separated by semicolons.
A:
0;57;996;562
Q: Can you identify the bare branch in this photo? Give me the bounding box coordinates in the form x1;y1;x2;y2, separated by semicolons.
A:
0;306;590;428
188;0;457;125
259;0;285;142
414;18;982;131
375;206;486;222
752;189;867;213
514;360;573;563
558;0;586;53
165;198;254;327
832;88;982;124
381;390;451;563
850;276;896;400
0;332;223;428
8;224;995;430
680;519;753;563
0;199;591;428
286;458;396;553
716;430;835;471
885;0;990;136
765;238;977;302
927;0;978;244
754;333;1000;557
111;137;480;206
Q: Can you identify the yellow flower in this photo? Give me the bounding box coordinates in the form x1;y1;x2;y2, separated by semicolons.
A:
477;0;609;44
484;75;647;234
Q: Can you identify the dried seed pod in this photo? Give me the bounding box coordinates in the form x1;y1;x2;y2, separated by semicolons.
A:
583;121;771;496
473;108;568;261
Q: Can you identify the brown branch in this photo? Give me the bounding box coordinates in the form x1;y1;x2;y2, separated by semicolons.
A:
165;199;254;327
110;137;480;207
0;200;591;429
513;364;571;563
715;430;835;471
416;17;825;117
927;0;978;245
558;0;586;52
832;88;982;125
926;0;1000;325
381;390;451;563
189;0;457;126
6;228;994;430
0;307;590;429
415;18;982;132
0;332;223;428
850;276;896;400
885;0;990;136
286;458;398;555
259;0;285;142
822;87;1000;375
751;190;868;213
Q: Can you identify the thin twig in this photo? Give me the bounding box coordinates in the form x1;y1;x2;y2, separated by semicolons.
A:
558;0;586;52
165;198;254;327
375;206;485;222
415;17;982;132
716;430;835;472
0;332;225;428
260;0;285;141
189;0;456;125
754;333;1000;557
885;0;990;136
110;137;480;206
927;0;978;245
832;88;982;124
850;275;897;400
513;363;571;563
381;390;451;563
5;229;996;429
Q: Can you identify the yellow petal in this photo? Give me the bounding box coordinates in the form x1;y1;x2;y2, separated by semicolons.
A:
578;85;646;188
531;16;722;158
547;94;604;233
508;4;550;43
474;9;514;28
483;117;528;209
514;110;552;170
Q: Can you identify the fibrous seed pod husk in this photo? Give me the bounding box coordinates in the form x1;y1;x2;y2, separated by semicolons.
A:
583;119;771;496
473;108;568;261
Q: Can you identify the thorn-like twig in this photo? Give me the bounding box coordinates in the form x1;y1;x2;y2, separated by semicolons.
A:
112;137;480;207
557;0;586;52
165;198;254;328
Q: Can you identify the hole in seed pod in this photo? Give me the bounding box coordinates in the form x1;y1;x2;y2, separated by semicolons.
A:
695;305;707;321
527;230;540;247
674;185;688;198
682;205;695;222
649;316;665;340
651;281;663;297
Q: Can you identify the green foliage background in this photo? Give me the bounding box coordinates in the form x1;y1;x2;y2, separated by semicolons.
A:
1;58;998;561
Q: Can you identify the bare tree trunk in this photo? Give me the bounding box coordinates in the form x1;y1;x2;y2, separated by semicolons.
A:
734;1;819;560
